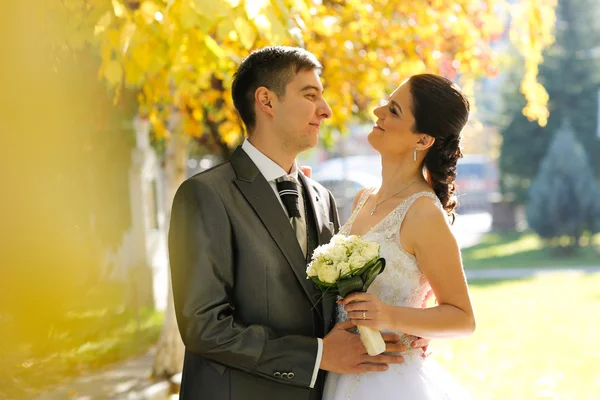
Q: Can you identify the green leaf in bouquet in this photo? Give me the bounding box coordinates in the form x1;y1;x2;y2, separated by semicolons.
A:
309;279;340;311
310;277;336;289
361;258;386;292
336;276;365;298
350;257;380;277
308;257;386;304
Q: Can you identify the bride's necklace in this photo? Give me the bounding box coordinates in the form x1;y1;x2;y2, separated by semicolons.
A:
370;180;418;216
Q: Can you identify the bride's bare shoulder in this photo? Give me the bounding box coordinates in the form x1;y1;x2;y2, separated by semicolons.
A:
403;194;449;230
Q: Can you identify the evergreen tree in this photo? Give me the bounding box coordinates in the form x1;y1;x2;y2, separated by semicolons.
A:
527;119;600;252
499;0;600;203
587;184;600;235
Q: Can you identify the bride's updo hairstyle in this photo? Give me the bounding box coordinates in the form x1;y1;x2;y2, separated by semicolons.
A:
408;74;470;223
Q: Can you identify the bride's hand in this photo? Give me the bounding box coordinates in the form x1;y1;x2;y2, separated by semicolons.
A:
339;292;393;331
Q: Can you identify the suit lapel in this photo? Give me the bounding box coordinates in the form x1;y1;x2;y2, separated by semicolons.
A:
298;173;324;243
298;173;336;247
298;173;337;331
230;147;322;317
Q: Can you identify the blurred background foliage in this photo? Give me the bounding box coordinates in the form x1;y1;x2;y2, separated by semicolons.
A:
4;0;600;399
58;0;556;155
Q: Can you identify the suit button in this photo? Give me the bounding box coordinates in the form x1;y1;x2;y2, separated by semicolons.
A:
273;372;281;377
281;372;288;378
288;372;295;379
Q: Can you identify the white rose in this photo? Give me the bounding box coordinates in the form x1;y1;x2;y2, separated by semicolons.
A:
362;242;380;261
336;261;352;277
312;243;332;259
328;245;348;264
306;263;318;277
318;263;340;284
342;237;357;252
348;253;368;271
331;235;348;246
345;235;361;247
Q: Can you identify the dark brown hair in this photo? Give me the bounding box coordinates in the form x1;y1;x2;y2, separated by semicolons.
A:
408;74;470;222
232;46;322;133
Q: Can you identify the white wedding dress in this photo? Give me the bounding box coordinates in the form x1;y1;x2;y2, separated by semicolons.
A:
323;190;474;400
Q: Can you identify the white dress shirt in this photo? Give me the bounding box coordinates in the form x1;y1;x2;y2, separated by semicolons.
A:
241;139;323;388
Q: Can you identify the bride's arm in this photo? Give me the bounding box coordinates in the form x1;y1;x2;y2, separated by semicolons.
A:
342;197;476;339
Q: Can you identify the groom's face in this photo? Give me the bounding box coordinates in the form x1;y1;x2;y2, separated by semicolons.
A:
272;69;332;152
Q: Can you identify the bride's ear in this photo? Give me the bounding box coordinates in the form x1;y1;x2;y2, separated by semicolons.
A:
418;135;435;150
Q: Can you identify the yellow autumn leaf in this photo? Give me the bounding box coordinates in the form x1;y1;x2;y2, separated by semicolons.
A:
204;35;225;59
263;8;287;43
111;0;126;18
245;0;269;19
194;0;229;20
192;108;203;121
219;120;243;147
120;22;136;55
269;0;289;27
176;2;201;30
253;8;286;43
122;59;145;85
140;1;161;24
217;19;235;42
131;42;152;71
234;17;256;50
103;60;123;85
94;11;113;36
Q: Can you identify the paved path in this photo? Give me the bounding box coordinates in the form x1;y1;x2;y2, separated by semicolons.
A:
28;348;170;400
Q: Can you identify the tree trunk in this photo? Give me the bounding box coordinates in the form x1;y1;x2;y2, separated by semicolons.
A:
152;120;189;379
152;282;184;378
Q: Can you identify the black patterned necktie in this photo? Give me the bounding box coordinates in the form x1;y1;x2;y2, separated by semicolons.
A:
276;177;301;218
275;175;307;255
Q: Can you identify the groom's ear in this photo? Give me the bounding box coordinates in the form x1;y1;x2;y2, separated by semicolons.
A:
255;87;276;117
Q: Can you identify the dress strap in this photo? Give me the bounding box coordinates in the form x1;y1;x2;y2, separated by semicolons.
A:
396;191;442;228
344;187;375;233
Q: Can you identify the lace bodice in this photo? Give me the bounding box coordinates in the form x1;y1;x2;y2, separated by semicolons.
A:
337;189;442;344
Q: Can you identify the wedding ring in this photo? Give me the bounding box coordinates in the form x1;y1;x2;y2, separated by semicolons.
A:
362;311;366;320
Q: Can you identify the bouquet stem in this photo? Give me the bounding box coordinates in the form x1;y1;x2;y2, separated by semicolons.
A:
357;325;386;356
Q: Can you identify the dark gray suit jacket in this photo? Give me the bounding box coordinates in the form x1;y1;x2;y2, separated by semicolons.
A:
169;146;340;400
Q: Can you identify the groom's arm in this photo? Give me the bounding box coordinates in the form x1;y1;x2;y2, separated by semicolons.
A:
169;178;319;388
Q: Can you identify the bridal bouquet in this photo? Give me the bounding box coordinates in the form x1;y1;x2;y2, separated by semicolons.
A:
306;235;387;356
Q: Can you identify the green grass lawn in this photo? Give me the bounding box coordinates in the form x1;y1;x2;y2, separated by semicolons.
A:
462;231;600;269
433;272;600;400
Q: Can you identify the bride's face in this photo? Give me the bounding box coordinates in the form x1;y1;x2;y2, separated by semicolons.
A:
368;82;421;158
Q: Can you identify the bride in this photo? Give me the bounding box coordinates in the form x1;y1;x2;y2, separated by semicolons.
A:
322;74;476;399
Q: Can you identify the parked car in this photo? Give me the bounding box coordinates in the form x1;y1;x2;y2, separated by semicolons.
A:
311;153;498;222
311;155;381;223
454;154;499;213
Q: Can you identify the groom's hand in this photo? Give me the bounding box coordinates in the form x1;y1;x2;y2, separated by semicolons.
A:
381;332;408;353
320;321;404;374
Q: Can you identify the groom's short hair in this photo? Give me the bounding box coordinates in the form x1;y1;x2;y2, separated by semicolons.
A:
232;46;322;134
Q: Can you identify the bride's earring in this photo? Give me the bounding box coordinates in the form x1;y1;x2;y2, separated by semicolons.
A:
413;146;418;162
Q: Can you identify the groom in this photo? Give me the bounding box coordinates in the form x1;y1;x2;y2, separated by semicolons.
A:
169;46;415;400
